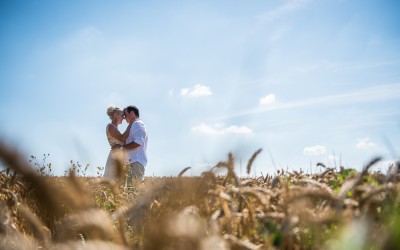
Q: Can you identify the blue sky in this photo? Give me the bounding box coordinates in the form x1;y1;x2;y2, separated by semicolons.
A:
1;0;399;176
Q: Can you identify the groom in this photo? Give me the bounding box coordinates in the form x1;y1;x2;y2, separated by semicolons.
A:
120;105;148;186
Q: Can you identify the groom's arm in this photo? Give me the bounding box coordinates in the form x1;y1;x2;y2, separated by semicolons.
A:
122;141;140;150
122;122;144;150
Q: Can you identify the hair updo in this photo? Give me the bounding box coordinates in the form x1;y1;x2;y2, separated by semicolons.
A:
106;105;122;120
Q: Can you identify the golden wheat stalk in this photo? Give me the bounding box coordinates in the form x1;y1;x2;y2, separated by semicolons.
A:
246;148;262;175
178;167;191;177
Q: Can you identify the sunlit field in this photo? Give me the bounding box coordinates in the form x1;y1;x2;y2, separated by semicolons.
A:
1;141;400;250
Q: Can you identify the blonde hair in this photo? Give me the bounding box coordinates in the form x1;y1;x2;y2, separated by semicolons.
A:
106;105;122;120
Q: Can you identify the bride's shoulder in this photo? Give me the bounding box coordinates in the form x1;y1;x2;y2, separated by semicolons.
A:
107;123;117;128
106;123;117;132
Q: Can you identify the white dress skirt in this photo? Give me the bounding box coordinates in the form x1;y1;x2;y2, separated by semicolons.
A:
103;124;125;179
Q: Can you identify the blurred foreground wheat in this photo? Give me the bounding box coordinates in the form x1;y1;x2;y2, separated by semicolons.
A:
1;141;400;250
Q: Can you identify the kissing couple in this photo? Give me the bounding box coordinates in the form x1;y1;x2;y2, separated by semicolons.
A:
103;105;148;187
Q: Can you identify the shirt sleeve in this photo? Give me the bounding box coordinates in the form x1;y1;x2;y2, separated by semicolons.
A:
131;122;144;146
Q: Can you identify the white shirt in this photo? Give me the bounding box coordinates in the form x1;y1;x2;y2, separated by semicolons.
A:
125;119;148;167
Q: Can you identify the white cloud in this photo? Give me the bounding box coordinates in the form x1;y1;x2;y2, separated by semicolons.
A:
260;94;276;105
191;123;219;135
180;84;212;97
191;123;253;135
224;125;253;134
217;83;400;121
356;137;376;149
303;145;327;155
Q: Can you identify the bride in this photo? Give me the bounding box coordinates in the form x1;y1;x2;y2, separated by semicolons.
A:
103;105;131;180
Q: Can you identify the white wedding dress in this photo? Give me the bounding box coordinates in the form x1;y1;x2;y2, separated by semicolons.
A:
103;123;125;179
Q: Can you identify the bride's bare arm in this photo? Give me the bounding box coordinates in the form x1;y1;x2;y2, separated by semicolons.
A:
108;123;132;142
121;123;132;141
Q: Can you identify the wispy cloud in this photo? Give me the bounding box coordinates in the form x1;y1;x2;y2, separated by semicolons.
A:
260;93;276;106
356;137;376;149
304;145;327;155
181;84;212;97
257;0;313;22
191;123;253;135
216;83;400;121
290;60;400;74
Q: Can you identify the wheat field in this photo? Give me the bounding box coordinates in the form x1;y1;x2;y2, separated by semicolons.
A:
1;141;400;250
